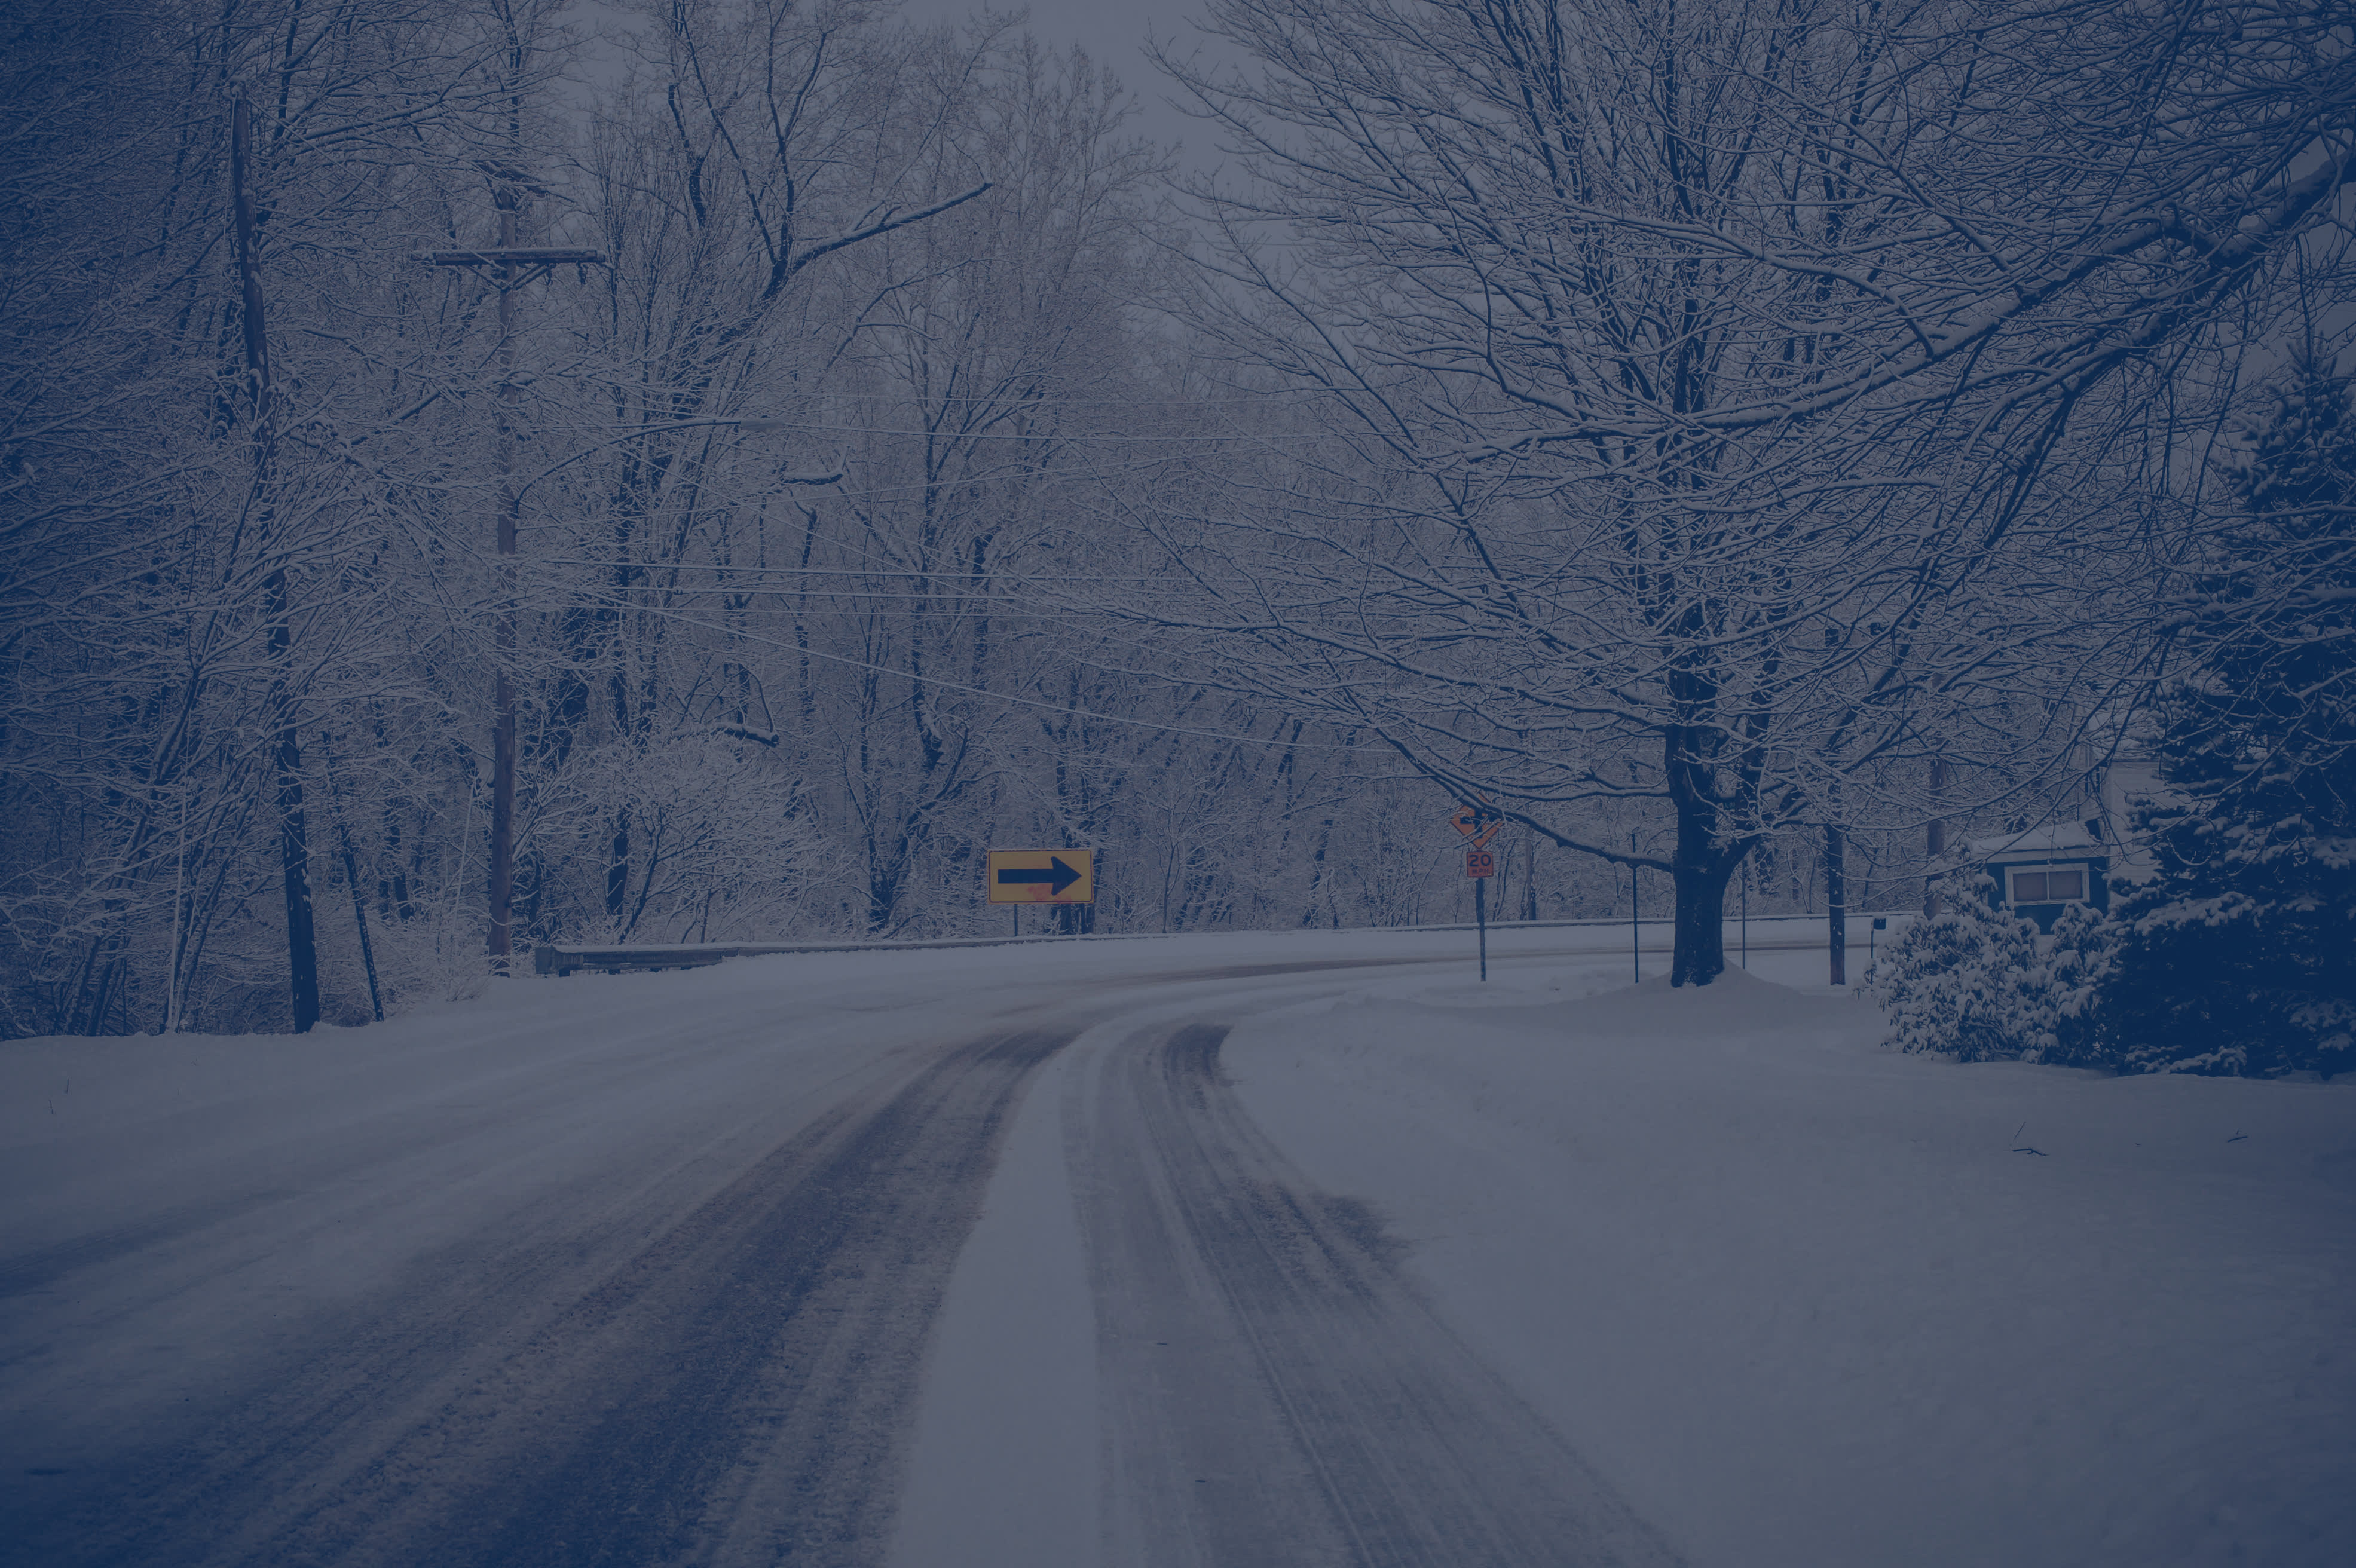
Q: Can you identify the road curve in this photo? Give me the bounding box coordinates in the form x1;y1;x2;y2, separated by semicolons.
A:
4;939;1682;1566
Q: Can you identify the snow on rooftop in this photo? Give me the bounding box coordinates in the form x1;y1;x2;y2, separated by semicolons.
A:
1967;820;2107;858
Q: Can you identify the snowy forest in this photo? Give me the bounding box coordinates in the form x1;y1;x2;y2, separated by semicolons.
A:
3;0;2350;1043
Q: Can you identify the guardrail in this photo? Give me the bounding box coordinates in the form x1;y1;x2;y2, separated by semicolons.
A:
533;930;1153;976
534;911;1916;978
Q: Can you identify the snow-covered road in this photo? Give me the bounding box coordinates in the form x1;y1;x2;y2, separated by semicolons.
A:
5;926;2350;1567
2;930;1682;1566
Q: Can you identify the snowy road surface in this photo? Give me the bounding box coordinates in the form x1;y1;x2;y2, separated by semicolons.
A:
5;926;2351;1567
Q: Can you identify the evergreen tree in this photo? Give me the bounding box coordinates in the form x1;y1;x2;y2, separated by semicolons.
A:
2096;371;2356;1076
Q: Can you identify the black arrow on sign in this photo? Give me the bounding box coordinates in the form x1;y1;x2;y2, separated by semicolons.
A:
998;856;1081;896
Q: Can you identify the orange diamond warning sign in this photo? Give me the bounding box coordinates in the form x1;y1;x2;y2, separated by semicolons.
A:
1448;802;1504;849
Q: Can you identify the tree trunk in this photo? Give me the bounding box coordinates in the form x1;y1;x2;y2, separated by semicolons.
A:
1669;801;1739;988
606;807;631;929
234;96;319;1034
1663;722;1751;988
320;733;383;1022
274;723;321;1032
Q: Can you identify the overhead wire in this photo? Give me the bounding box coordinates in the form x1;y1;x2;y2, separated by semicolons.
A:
534;557;1206;587
577;592;1358;751
556;419;1336;443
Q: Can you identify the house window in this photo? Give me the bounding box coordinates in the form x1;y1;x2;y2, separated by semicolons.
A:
2009;866;2085;903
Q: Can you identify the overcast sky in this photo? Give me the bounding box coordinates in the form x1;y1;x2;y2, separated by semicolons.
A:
562;1;1245;186
894;0;1235;172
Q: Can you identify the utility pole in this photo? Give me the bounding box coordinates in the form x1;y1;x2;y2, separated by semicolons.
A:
424;216;602;975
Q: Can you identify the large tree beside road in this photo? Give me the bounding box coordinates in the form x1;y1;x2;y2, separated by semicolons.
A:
1134;0;2356;984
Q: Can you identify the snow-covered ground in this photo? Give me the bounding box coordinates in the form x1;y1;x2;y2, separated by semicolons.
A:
1223;951;2356;1567
6;924;2351;1567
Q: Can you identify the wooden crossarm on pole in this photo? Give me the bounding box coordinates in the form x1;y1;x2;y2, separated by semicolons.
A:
423;249;607;291
423;247;607;266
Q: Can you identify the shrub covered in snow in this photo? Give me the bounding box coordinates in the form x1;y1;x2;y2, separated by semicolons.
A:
1864;875;2113;1065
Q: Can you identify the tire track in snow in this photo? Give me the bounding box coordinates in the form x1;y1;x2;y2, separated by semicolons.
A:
20;1025;1074;1568
1079;1021;1685;1568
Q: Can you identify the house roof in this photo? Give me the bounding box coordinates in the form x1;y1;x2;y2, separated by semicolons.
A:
1969;822;2106;859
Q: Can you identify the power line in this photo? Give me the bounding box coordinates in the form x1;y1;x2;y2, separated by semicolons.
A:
776;391;1319;406
536;557;1203;586
578;419;1334;443
582;594;1357;751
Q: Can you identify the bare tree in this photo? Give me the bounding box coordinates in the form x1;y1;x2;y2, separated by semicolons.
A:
806;38;1165;930
1133;0;2355;984
1;0;570;1033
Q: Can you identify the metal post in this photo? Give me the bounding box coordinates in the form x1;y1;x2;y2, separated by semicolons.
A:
1630;831;1640;984
1741;858;1749;970
1827;819;1847;987
1476;874;1488;982
1925;756;1948;918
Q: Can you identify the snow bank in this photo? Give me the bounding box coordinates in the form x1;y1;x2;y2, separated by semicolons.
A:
1226;955;2356;1568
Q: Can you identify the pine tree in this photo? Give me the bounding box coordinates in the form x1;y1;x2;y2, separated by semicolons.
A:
2095;371;2356;1076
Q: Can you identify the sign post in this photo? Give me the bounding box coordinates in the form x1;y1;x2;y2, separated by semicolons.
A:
1449;801;1504;982
1630;830;1640;984
1464;845;1497;980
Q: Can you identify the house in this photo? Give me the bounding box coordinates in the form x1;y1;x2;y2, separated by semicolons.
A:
1968;821;2110;933
1931;755;2168;932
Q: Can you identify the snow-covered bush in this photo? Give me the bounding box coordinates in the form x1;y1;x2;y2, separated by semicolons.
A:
1864;876;2114;1065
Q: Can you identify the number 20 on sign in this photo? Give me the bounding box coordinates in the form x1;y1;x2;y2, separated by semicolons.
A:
1464;847;1497;877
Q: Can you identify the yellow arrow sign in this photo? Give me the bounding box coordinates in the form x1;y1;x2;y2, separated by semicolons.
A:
987;848;1095;904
